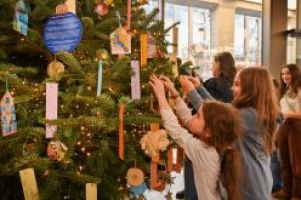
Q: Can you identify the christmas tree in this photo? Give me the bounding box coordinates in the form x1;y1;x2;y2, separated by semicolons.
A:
0;0;179;199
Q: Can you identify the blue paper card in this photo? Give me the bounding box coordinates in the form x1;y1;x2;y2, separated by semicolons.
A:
44;12;83;54
13;0;29;36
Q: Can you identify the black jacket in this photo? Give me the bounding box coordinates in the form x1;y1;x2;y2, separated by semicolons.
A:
204;77;233;103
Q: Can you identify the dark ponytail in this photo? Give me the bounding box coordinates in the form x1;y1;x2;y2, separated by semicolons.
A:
221;148;242;200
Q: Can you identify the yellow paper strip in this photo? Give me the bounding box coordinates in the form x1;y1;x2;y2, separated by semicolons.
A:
19;168;39;200
86;183;97;200
65;0;76;14
140;34;148;68
172;27;178;56
170;54;178;76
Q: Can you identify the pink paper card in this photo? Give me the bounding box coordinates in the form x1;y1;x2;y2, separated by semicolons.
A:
131;61;141;99
46;83;58;138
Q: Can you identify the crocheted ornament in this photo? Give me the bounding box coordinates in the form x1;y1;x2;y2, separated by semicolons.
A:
140;129;169;157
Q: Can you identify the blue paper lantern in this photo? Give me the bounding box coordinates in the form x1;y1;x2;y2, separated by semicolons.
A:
44;12;83;54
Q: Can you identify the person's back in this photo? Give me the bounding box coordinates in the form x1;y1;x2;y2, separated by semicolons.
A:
204;77;233;103
238;108;273;199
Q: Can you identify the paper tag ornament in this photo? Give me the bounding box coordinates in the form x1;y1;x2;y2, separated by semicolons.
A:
46;83;58;138
131;61;141;99
44;6;83;54
86;183;97;200
147;35;157;58
65;0;76;14
19;168;39;200
140;34;147;67
119;104;125;160
110;27;131;55
96;61;103;96
13;0;29;36
1;91;17;136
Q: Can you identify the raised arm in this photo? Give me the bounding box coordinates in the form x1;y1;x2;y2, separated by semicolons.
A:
149;74;196;150
158;75;192;126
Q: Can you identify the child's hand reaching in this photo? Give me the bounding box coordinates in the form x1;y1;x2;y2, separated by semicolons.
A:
149;74;169;108
158;75;179;98
187;76;202;88
179;75;195;95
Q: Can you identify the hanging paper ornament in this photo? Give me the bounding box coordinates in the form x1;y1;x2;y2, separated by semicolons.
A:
47;140;68;161
1;91;17;136
147;35;157;58
94;1;109;16
140;34;147;67
119;104;125;160
44;8;83;54
131;60;141;100
140;129;169;157
110;27;131;55
47;60;65;78
13;0;29;36
19;168;39;200
46;83;58;138
96;61;102;96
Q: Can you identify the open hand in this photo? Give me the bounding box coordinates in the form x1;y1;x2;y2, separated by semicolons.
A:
149;74;166;100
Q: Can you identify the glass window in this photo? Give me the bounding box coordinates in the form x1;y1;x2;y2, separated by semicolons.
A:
164;3;210;65
143;0;159;14
235;14;261;66
234;15;245;62
174;5;189;58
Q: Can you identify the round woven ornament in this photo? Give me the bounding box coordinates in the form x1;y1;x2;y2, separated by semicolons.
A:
126;168;145;187
47;60;65;78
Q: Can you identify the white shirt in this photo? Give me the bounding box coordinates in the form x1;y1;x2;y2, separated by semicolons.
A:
280;89;301;113
160;98;221;200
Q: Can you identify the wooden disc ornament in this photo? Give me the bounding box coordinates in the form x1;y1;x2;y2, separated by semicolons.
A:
126;168;145;187
47;60;65;78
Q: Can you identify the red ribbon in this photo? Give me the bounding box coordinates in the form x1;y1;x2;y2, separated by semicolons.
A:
119;104;125;160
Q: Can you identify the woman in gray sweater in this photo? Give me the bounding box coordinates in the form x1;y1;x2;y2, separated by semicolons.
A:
181;67;279;199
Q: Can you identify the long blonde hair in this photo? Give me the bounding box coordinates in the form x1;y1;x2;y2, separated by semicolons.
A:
232;67;279;154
